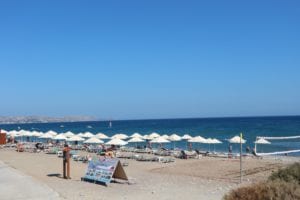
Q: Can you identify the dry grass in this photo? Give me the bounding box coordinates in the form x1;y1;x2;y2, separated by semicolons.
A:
224;163;300;200
223;180;300;200
269;162;300;184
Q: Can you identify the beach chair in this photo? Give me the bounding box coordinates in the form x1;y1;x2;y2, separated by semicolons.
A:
159;157;175;163
136;155;158;162
72;154;80;161
184;150;198;159
57;151;63;157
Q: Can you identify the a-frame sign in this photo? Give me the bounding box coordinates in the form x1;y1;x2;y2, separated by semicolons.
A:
82;158;128;185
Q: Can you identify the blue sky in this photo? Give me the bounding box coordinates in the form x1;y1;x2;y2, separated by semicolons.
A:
0;0;299;119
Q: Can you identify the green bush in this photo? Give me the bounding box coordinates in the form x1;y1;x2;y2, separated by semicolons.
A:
223;180;300;200
269;162;300;184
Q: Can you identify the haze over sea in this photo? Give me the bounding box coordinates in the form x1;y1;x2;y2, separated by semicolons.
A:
2;116;300;155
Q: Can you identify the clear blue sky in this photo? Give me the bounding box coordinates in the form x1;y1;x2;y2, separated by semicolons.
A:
0;0;299;120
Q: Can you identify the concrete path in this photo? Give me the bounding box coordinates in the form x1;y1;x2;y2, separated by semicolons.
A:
0;161;61;200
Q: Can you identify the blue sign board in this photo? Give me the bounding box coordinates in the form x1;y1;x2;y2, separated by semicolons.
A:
82;158;127;185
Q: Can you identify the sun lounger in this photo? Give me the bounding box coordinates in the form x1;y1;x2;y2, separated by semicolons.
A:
45;147;60;154
116;152;135;159
57;151;63;157
158;157;175;163
206;152;228;158
72;154;80;161
121;161;129;167
183;150;198;159
154;150;171;156
4;143;17;148
134;148;153;154
136;155;159;162
120;147;136;152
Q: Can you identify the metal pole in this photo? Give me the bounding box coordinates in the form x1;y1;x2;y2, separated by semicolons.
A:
240;133;243;183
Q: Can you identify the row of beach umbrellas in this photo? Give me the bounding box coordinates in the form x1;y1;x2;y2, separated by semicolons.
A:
2;129;271;146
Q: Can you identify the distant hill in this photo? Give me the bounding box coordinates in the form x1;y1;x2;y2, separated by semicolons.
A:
0;116;97;124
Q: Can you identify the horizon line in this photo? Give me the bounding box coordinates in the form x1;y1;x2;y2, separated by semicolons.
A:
1;114;299;126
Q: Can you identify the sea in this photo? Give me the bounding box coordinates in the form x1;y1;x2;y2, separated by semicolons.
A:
1;116;300;156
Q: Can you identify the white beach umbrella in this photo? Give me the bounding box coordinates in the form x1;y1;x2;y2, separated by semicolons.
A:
84;137;104;144
19;130;33;142
130;133;143;138
17;130;28;136
111;133;128;140
77;133;85;137
212;138;222;144
204;138;215;152
128;137;145;148
255;138;271;153
255;138;271;144
32;131;43;137
168;134;182;149
210;138;222;152
82;132;94;138
182;134;192;140
148;132;160;139
188;136;207;150
142;134;150;140
128;137;145;143
181;134;192;150
106;138;128;146
168;134;182;141
8;130;20;137
67;135;84;142
31;131;43;142
229;136;246;144
46;130;58;136
64;131;74;137
188;136;207;143
39;133;53;139
118;133;129;139
53;134;67;140
204;138;214;144
23;131;34;137
95;132;109;139
150;137;170;144
161;134;169;139
7;130;15;135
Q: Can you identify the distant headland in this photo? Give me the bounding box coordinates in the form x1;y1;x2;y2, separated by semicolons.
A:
0;116;97;124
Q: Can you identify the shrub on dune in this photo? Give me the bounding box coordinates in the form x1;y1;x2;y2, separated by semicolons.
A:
223;180;300;200
223;162;300;200
269;162;300;184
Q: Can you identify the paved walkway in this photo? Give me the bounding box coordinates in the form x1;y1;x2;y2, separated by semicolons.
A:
0;161;61;200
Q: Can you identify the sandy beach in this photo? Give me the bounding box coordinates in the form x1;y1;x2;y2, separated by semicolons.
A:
0;148;298;200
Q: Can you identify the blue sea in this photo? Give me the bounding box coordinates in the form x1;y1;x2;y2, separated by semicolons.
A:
1;116;300;155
